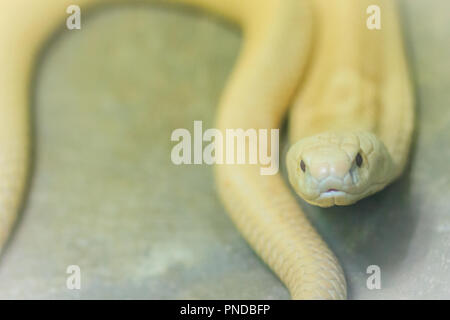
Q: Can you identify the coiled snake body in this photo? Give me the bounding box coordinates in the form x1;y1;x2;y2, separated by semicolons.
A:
0;0;413;299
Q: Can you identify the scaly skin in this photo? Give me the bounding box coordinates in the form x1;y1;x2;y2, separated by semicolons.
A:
287;0;413;208
0;0;413;299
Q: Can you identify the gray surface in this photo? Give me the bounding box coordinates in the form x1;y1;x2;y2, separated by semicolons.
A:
0;1;449;299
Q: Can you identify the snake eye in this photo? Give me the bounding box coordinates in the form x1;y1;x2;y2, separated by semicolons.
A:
355;153;363;167
300;160;306;172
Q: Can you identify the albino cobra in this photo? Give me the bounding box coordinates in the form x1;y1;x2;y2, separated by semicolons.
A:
0;0;413;299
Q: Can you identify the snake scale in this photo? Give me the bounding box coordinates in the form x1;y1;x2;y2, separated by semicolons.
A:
0;0;413;299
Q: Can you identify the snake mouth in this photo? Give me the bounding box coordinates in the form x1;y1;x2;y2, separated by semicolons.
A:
317;177;347;197
319;189;347;199
306;188;351;207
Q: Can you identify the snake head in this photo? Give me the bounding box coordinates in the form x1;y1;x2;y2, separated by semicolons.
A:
286;131;395;207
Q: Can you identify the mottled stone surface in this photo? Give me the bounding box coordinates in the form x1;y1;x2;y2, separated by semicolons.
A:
0;1;449;299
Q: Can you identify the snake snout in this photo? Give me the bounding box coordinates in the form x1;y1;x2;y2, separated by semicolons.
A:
309;159;352;181
314;164;357;195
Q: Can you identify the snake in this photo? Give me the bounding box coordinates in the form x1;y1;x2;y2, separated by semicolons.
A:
0;0;413;299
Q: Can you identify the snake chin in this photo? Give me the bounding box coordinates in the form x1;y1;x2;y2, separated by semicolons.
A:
319;189;349;201
307;190;360;207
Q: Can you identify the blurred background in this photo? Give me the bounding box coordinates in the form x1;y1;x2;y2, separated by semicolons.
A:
0;0;449;299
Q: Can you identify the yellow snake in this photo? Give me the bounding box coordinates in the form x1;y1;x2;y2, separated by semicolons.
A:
0;0;413;299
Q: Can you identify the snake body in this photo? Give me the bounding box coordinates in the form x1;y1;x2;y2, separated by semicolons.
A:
0;0;413;299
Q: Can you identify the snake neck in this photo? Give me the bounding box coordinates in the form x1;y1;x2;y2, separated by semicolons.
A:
288;0;414;180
